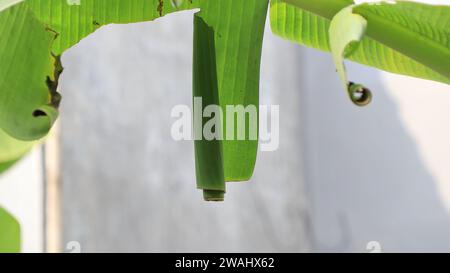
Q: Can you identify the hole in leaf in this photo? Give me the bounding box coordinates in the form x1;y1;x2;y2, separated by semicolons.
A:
32;109;47;117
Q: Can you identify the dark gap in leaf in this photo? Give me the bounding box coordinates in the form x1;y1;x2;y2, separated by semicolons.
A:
32;109;47;117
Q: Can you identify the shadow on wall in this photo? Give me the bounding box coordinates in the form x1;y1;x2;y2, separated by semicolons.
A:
299;47;450;252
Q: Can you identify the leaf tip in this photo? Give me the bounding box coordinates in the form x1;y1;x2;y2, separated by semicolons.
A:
203;190;225;202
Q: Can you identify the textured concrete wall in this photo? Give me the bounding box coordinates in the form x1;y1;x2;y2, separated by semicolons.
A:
59;11;310;252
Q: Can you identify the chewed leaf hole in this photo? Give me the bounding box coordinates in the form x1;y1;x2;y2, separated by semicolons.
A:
32;109;47;117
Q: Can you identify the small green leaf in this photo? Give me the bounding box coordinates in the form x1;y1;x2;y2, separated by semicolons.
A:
0;206;21;253
329;6;372;106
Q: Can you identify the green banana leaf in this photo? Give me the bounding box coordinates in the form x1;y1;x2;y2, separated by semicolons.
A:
0;0;200;141
196;0;268;183
271;0;450;85
3;0;448;201
0;2;57;141
0;206;20;253
0;0;266;200
26;0;199;55
193;0;269;200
